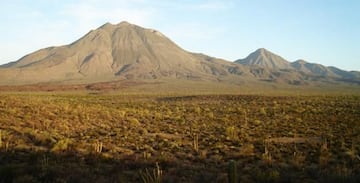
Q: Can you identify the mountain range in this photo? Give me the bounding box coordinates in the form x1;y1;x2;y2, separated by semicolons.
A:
0;21;359;89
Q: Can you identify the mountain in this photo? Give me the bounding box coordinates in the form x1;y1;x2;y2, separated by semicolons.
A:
0;21;359;89
235;48;291;70
0;21;241;85
234;49;360;84
291;59;336;77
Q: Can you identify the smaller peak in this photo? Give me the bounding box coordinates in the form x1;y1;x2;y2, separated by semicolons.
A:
115;21;141;29
294;59;307;64
256;48;268;52
100;22;114;28
118;21;133;26
253;48;272;55
97;22;117;33
103;22;113;26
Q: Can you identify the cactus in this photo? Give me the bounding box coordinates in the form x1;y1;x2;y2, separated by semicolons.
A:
143;151;151;159
193;133;199;152
0;130;2;148
228;160;238;183
244;109;248;127
262;142;273;166
226;126;237;140
94;141;103;153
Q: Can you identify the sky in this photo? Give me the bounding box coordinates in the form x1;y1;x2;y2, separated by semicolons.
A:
0;0;359;71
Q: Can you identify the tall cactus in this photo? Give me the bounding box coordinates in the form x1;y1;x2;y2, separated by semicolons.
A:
94;141;103;153
0;130;2;148
193;133;199;152
228;160;238;183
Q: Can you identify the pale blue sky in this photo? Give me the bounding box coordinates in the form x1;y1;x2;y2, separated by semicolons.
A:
0;0;359;71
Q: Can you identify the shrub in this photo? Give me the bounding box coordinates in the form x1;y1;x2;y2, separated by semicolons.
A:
51;138;71;152
128;117;141;126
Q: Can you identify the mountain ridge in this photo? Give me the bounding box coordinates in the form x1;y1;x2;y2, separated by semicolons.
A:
0;21;359;88
0;21;235;84
235;48;360;81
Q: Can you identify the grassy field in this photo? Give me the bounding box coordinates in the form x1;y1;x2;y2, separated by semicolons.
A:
0;92;359;182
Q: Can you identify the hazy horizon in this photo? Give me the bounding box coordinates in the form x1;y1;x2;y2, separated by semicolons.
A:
0;0;359;71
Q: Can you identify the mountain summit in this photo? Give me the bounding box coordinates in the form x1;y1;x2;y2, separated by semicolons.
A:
0;21;236;85
0;21;359;88
235;48;291;70
234;48;360;83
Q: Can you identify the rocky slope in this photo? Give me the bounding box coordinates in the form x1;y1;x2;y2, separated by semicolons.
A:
235;48;360;85
0;22;359;87
0;22;242;85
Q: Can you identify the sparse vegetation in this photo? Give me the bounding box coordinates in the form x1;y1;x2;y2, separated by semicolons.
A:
228;160;238;183
0;93;359;182
139;162;163;183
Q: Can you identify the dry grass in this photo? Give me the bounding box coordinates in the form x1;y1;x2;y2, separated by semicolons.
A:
0;93;359;182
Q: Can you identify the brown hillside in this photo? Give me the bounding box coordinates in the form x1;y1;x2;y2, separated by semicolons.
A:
0;21;359;88
0;22;242;85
